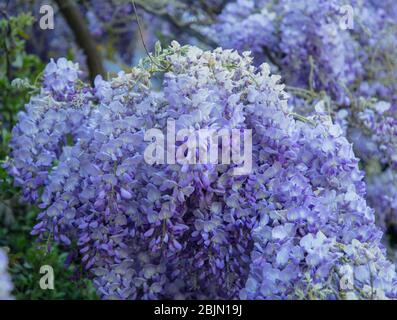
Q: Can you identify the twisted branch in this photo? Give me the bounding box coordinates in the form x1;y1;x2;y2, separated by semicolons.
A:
54;0;105;83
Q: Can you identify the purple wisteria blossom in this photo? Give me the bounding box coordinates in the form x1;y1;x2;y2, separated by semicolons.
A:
4;59;95;203
7;45;397;299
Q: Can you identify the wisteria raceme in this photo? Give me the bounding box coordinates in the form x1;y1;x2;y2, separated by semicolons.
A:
366;169;397;233
350;102;397;169
4;58;95;203
207;0;358;101
207;0;397;104
335;99;397;236
241;109;395;299
8;45;397;299
0;249;13;300
290;96;397;239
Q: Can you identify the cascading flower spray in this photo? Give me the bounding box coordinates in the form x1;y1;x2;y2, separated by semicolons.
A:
6;43;397;299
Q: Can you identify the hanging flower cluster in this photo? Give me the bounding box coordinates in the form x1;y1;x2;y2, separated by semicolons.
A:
4;58;95;204
207;0;397;104
6;43;397;299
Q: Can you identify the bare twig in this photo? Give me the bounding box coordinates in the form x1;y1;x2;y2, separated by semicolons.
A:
132;1;156;65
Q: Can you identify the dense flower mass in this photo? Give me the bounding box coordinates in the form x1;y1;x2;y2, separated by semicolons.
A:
366;169;397;233
0;249;13;300
5;58;95;203
207;0;397;104
6;45;397;299
205;0;397;239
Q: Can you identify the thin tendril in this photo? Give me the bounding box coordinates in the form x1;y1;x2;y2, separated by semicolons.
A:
131;0;167;71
